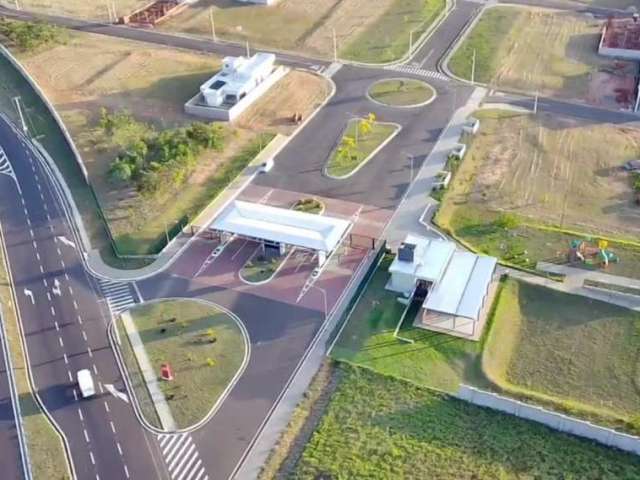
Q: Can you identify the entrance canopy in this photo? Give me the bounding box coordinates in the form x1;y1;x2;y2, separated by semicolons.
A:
211;200;351;253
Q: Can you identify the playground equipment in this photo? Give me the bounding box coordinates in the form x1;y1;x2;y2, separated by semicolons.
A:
568;239;619;268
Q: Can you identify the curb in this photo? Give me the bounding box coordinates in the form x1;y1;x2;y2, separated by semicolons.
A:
324;121;402;180
365;77;438;109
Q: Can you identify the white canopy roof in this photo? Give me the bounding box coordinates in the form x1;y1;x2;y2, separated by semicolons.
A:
388;234;455;282
424;251;497;321
211;201;350;252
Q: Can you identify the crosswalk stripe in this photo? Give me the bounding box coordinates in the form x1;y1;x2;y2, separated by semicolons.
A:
384;63;449;82
157;433;208;480
97;278;136;315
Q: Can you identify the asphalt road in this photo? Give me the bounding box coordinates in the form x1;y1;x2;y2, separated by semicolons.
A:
0;116;167;480
0;327;23;480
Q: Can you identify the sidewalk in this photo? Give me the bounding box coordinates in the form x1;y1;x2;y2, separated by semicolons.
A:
384;86;486;248
506;264;640;312
86;135;288;281
120;311;176;431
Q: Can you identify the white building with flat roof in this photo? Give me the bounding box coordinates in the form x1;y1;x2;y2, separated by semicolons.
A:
387;234;498;340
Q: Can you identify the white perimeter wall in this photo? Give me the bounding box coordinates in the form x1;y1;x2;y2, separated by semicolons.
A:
458;385;640;456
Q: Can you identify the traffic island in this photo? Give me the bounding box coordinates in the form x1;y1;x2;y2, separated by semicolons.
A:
325;116;400;179
240;245;290;284
367;78;435;108
116;299;249;431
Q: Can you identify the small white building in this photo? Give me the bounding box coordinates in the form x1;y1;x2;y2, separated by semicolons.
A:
201;53;276;107
387;234;498;340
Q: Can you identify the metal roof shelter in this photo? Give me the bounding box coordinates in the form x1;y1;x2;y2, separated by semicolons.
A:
424;251;497;321
211;201;351;265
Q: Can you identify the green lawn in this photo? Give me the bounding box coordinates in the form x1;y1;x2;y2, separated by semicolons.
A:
331;255;489;392
369;78;435;106
240;248;286;284
292;198;324;214
326;119;398;178
448;7;520;83
340;0;446;63
294;364;640;479
111;133;273;256
484;278;640;431
120;299;246;429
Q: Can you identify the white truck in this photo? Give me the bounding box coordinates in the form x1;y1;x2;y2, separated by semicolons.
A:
77;369;96;398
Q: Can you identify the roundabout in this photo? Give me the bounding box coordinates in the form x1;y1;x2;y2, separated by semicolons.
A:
367;78;436;108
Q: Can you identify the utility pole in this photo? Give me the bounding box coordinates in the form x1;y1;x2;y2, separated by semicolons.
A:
332;28;337;63
245;40;250;58
533;91;539;114
209;8;217;43
111;1;118;22
471;48;476;85
12;97;27;135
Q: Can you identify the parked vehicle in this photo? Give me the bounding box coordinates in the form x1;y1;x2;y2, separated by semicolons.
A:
623;159;640;171
77;369;96;398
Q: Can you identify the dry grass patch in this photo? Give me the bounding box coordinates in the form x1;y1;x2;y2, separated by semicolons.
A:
160;0;396;59
236;70;331;135
2;0;149;21
449;7;638;107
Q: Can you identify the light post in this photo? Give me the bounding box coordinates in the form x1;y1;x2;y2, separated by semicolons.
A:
311;284;328;321
209;8;217;43
332;28;338;63
12;96;27;135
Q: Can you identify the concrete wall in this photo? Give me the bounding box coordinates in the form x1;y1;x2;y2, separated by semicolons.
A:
184;66;288;122
457;385;640;456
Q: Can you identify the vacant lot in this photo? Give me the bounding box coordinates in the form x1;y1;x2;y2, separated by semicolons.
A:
331;256;488;392
0;0;149;21
449;6;638;107
294;364;640;479
484;278;640;430
435;109;640;273
122;299;246;429
236;70;330;135
161;0;443;62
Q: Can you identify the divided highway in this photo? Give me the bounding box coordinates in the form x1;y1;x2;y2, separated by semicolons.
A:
0;115;167;480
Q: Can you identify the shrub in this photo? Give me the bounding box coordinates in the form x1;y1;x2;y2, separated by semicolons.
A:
495;212;520;230
0;19;67;51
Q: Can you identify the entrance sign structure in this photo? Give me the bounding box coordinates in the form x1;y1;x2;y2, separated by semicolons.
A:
210;201;351;266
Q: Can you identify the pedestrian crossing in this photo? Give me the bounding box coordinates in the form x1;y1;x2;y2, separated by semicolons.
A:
311;62;343;78
384;63;449;82
96;278;137;315
0;147;16;181
157;433;208;480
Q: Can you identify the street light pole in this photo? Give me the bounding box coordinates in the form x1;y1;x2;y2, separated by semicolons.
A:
332;28;337;63
209;8;217;43
245;40;250;58
533;91;539;115
471;48;476;85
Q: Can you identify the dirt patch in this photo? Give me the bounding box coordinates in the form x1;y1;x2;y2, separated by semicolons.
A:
468;110;640;238
236;70;330;135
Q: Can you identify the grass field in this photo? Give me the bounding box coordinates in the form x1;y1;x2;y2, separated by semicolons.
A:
331;255;489;392
11;28;283;256
340;0;445;63
0;229;70;479
294;364;640;479
448;7;638;106
484;278;640;430
0;0;148;21
435;108;640;276
122;299;246;429
326;119;399;178
368;78;435;106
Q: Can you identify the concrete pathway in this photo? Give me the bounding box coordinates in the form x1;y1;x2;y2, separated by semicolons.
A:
86;135;288;281
384;86;486;247
505;264;640;312
120;311;176;431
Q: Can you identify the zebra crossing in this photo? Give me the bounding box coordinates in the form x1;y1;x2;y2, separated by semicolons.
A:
311;62;343;78
157;433;208;480
384;63;449;82
0;147;16;181
96;278;137;315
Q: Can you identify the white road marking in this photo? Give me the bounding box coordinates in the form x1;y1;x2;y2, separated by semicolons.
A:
50;306;56;316
103;401;110;413
72;389;78;401
124;465;130;479
92;364;98;375
67;370;73;382
55;321;59;331
77;315;83;325
39;264;44;274
23;289;34;304
46;292;51;301
78;409;83;421
63;353;68;365
82;331;87;341
52;278;62;296
89;451;95;465
58;337;64;348
84;429;90;443
73;300;78;310
55;235;76;249
87;347;93;357
110;421;116;434
116;442;123;456
105;384;130;403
